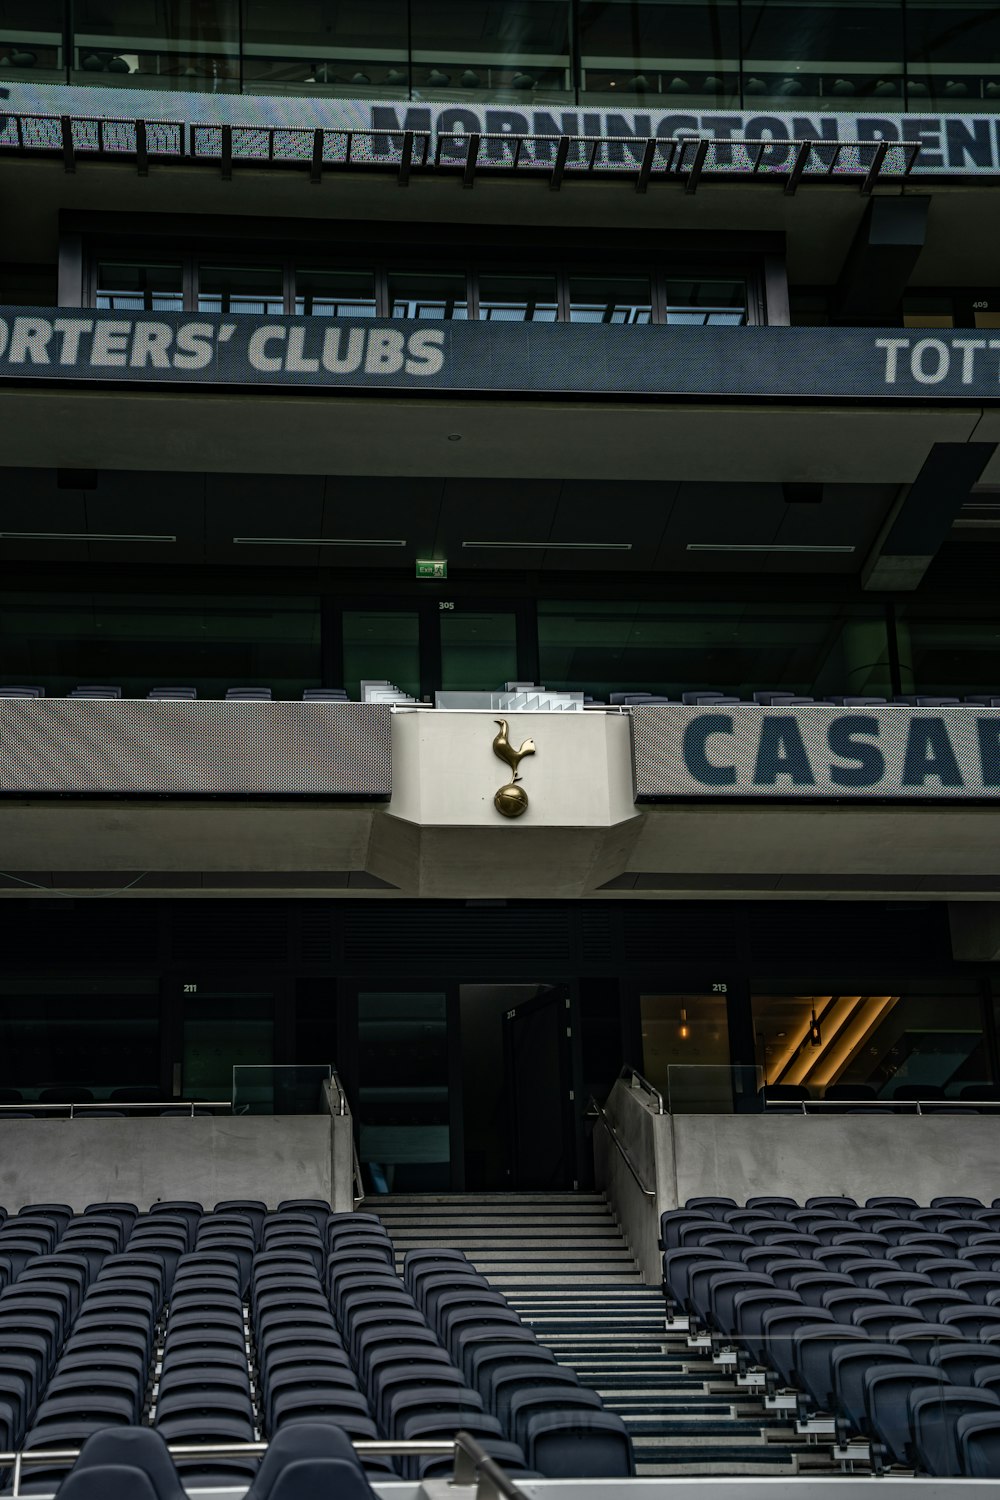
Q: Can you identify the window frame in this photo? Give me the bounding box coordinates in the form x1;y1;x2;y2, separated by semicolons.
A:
82;235;768;325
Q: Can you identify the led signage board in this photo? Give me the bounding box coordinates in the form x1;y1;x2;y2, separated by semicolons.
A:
631;705;1000;802
3;309;1000;401
3;81;1000;177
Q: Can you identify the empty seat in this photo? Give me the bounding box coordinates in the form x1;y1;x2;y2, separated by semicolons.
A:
910;1384;1000;1476
146;687;197;700
69;685;122;698
0;685;44;697
302;688;349;701
225;687;273;700
958;1411;1000;1476
521;1410;634;1477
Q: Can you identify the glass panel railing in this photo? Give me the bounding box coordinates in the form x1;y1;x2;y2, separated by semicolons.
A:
232;1062;332;1115
666;1063;764;1114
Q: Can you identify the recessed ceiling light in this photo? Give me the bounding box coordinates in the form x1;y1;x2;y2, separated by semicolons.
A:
233;537;406;547
463;540;632;551
686;543;855;554
0;531;176;542
447;433;462;442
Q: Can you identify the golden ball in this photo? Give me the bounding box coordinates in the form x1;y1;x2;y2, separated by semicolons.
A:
494;783;529;818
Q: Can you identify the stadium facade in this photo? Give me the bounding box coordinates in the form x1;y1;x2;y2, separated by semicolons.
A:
2;0;1000;1206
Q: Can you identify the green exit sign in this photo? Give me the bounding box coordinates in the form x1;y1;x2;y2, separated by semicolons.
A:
416;559;448;579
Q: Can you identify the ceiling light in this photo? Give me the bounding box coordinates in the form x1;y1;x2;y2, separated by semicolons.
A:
463;540;632;551
0;530;176;542
686;543;855;554
233;537;406;547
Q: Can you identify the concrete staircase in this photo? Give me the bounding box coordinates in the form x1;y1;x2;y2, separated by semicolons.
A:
371;1192;840;1477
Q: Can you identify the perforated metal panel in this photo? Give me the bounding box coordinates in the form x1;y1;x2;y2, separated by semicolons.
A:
631;703;1000;801
0;700;391;796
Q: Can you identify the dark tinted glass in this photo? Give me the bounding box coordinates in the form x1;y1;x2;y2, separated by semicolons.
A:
741;0;904;109
537;599;892;700
342;610;420;699
295;268;378;317
0;0;65;80
578;0;739;105
478;272;558;323
409;0;571;100
896;606;1000;697
906;1;1000;112
199;265;284;314
96;262;184;312
72;0;239;89
0;592;321;700
0;977;160;1099
389;272;469;319
568;275;651;324
664;278;748;325
241;0;408;96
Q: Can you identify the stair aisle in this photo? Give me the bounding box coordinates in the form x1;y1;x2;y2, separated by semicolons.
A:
370;1192;841;1477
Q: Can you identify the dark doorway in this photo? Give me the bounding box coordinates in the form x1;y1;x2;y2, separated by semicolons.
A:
503;984;575;1190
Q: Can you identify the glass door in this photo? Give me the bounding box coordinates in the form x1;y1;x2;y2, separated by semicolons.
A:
440;606;518;692
354;989;459;1193
175;982;276;1102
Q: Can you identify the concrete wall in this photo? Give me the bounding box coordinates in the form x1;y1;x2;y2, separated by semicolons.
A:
0;1115;351;1212
596;1079;1000;1285
594;1082;673;1284
668;1112;1000;1210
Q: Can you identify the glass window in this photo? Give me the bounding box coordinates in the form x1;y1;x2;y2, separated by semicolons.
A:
579;0;739;106
72;0;239;89
895;606;1000;698
0;592;321;700
241;0;408;96
741;0;904;110
903;294;955;329
538;600;892;702
183;990;273;1099
357;991;450;1192
478;272;558;323
409;0;571;101
199;265;284;315
294;268;378;317
639;994;756;1112
906;1;1000;112
95;262;184;312
568;274;651;325
752;991;990;1101
441;610;518;690
0;977;160;1100
664;278;747;326
0;0;66;81
389;272;468;320
342;610;420;700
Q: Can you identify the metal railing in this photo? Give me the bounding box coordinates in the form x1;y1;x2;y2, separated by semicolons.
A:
0;111;921;194
0;1432;525;1499
587;1095;655;1199
764;1096;1000;1115
0;1100;231;1117
619;1063;665;1114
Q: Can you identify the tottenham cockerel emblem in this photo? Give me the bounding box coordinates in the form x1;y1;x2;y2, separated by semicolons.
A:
492;718;536;819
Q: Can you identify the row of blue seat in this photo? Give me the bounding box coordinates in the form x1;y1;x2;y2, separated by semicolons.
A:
0;687;349;701
661;1196;1000;1476
0;1201;634;1487
613;692;1000;707
24;1422;386;1500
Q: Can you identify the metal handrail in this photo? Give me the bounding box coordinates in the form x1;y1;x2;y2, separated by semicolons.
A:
619;1064;665;1114
0;1432;520;1499
765;1097;998;1116
588;1095;655;1199
0;1100;231;1117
